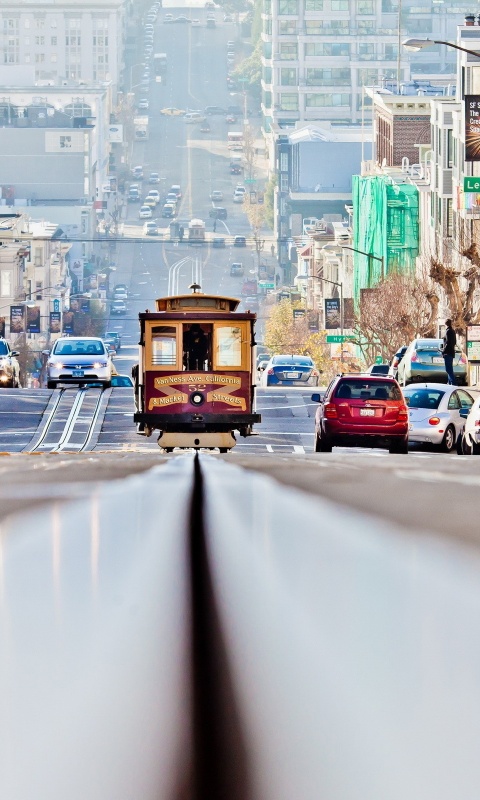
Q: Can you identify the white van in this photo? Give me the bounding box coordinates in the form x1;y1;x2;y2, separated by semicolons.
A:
184;111;205;123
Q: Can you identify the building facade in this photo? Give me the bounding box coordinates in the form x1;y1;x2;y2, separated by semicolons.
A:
261;0;470;132
0;0;125;91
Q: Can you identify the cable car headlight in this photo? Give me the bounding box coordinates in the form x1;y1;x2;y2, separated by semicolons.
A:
190;391;205;406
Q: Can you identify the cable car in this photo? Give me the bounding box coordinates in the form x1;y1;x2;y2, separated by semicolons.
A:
133;284;261;451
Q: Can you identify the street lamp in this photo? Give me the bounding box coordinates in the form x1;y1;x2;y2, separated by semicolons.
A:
341;245;384;282
402;38;480;58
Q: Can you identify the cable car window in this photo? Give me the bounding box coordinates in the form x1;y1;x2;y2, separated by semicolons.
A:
152;326;177;365
183;324;212;370
215;325;242;367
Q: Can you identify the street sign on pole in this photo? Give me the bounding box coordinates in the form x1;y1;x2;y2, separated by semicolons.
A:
244;178;256;184
326;335;354;343
464;176;480;192
258;280;275;289
53;299;60;313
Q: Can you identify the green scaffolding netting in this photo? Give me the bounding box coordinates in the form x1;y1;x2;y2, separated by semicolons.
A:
352;175;419;302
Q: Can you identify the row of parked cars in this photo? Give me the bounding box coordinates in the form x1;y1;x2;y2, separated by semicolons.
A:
375;337;469;386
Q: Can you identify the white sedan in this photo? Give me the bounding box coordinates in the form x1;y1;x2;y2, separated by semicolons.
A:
139;205;153;218
403;382;475;452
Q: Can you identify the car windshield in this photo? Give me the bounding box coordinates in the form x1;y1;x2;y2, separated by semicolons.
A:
403;388;444;409
111;376;132;387
0;341;9;355
334;380;402;401
53;339;105;356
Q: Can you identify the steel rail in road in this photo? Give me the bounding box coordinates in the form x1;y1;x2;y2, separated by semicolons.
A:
2;456;480;798
25;386;109;453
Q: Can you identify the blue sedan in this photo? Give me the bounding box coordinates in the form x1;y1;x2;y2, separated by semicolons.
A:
260;355;320;386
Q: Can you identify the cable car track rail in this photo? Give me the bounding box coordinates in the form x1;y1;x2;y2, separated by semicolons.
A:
25;386;109;453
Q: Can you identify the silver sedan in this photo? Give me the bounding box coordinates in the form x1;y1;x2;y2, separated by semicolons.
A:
403;383;474;452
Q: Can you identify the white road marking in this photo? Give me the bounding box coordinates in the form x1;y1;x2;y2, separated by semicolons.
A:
293;445;305;454
266;444;274;452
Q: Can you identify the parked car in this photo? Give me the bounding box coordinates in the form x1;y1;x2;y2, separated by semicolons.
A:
234;235;247;247
0;338;20;388
403;382;474;452
210;190;223;201
139;205;153;218
311;375;409;453
457;394;480;454
209;207;227;220
389;345;408;378
185;111;205;123
365;363;390;375
164;13;174;22
233;192;244;204
45;337;112;389
230;262;244;276
397;338;468;386
261;355;320;387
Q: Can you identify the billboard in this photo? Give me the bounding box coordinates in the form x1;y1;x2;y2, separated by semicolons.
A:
10;305;25;334
324;298;341;329
26;306;40;334
465;96;480;161
108;124;123;143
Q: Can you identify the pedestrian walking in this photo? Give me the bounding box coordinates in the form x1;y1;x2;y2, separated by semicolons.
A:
213;220;217;232
271;244;275;257
442;318;457;385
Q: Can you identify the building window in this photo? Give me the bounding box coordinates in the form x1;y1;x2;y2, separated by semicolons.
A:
357;19;375;31
357;0;374;12
279;43;298;59
305;42;349;56
264;17;272;33
24;19;30;28
447;128;453;168
281;174;289;191
358;68;378;85
446;199;453;237
263;40;272;58
305;93;350;106
51;53;57;62
35;36;45;45
279;19;297;33
280;152;288;171
279;93;299;110
34;18;45;28
34;53;45;63
278;0;298;13
331;0;349;8
306;68;350;85
51;36;57;45
384;44;397;59
60;135;72;148
305;20;324;33
305;0;323;9
0;270;12;298
280;68;297;85
263;66;272;83
24;37;30;45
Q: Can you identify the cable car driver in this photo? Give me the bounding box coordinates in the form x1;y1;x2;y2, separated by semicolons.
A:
183;324;210;370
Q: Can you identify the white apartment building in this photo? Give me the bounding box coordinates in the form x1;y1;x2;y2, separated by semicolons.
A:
261;0;472;131
0;0;125;90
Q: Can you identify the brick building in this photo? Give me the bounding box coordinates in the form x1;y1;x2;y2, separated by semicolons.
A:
367;85;451;168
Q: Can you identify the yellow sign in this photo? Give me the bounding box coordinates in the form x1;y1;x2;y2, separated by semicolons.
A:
150;374;245;410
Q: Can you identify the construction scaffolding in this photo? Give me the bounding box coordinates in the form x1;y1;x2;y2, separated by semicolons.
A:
352;175;419;302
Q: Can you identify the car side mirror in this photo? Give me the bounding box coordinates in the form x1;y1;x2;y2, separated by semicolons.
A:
42;350;50;356
459;407;470;419
311;393;322;403
11;351;19;357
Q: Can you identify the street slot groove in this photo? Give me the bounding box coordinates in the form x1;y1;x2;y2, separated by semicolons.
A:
26;387;107;454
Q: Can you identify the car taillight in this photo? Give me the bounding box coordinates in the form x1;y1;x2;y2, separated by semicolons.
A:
428;416;441;426
475;420;480;427
267;368;274;375
312;369;319;376
393;358;399;367
397;406;408;420
324;403;338;419
410;352;418;362
459;352;467;365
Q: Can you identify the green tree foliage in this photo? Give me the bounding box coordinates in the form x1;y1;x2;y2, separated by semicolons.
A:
264;299;334;378
251;0;263;45
232;40;261;99
263;174;276;230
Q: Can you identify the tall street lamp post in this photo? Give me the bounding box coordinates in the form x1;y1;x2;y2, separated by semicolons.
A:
341;245;385;284
402;38;480;58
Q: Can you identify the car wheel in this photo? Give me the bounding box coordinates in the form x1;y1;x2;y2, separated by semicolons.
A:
471;441;480;455
317;432;332;452
314;433;321;452
456;432;466;455
47;381;57;389
389;436;409;454
441;424;456;453
103;381;111;389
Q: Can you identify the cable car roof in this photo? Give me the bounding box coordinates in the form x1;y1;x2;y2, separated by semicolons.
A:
155;291;240;312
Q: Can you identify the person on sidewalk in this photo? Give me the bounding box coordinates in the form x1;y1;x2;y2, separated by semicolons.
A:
442;318;457;385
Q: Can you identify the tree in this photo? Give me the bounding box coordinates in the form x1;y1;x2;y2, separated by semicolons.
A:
353;272;438;364
264;174;276;230
264;299;334;377
232;41;261;100
430;244;480;333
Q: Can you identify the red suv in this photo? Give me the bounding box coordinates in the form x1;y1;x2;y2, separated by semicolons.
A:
312;375;409;453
